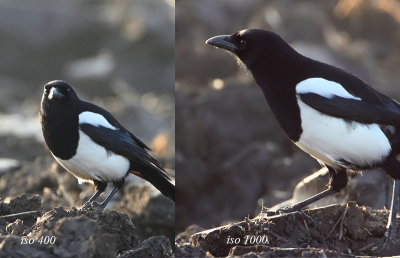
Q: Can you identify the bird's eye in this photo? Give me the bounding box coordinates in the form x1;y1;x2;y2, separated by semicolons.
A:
44;88;49;94
67;88;70;92
240;39;247;49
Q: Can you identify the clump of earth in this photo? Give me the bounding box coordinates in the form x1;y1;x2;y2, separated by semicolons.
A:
0;194;173;258
176;202;400;257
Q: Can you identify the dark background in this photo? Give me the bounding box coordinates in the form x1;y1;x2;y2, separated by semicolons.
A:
176;0;400;234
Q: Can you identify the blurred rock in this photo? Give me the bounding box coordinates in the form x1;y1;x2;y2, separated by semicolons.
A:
175;224;204;243
113;182;175;247
0;155;58;198
0;0;174;93
0;158;21;175
0;194;42;230
176;242;209;258
0;135;45;160
176;85;309;231
64;52;115;81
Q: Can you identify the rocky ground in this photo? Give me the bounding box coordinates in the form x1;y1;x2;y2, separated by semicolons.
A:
175;169;400;257
0;132;175;257
0;117;175;256
0;194;173;258
0;124;174;258
176;202;400;257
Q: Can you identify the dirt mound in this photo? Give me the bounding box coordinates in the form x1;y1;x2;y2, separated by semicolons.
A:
0;194;173;258
177;202;400;257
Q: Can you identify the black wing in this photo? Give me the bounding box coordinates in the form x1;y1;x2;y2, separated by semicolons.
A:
298;93;400;126
79;123;171;181
79;100;152;151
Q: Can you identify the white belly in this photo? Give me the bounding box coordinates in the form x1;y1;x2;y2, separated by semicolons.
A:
53;130;130;184
295;100;391;168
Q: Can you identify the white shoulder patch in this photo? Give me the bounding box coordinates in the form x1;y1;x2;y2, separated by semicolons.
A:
79;111;117;130
296;78;361;100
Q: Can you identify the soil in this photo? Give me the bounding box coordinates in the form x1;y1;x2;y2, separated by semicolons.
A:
176;202;400;257
0;135;175;257
0;194;173;258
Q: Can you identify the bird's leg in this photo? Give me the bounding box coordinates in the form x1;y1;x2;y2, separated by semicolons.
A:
383;179;400;250
264;188;337;216
93;178;125;210
263;167;347;223
81;180;107;210
263;188;336;227
381;156;400;252
82;190;102;209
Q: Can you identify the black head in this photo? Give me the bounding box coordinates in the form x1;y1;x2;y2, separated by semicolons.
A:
41;80;79;104
206;29;296;68
41;80;80;116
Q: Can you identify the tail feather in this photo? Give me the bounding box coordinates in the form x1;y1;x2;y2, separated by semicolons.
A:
130;164;175;201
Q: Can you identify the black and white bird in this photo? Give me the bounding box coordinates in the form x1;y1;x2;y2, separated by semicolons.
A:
207;29;400;250
40;80;175;209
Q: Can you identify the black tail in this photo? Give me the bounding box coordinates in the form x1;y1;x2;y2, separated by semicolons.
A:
130;163;175;201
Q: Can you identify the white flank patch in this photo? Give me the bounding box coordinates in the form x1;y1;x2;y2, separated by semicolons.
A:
79;111;117;130
52;130;129;183
295;100;391;168
296;78;361;100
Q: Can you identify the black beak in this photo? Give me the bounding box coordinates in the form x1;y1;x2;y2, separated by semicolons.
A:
206;35;238;53
48;87;65;100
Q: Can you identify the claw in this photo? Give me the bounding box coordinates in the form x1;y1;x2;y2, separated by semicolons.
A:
262;209;279;216
383;226;400;251
300;211;317;228
80;201;105;210
91;201;106;209
81;202;92;210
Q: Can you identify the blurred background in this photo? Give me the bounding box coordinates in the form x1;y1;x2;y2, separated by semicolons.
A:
0;0;175;245
176;0;400;235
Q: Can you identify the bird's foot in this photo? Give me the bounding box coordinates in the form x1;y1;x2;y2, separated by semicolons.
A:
90;201;107;210
262;205;296;216
262;206;317;228
81;201;106;210
382;226;400;253
81;201;92;210
299;211;318;228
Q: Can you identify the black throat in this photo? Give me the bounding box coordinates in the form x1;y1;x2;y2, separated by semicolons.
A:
40;100;80;160
246;53;309;142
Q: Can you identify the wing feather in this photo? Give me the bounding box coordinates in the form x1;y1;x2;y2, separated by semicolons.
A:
79;124;171;181
299;93;400;126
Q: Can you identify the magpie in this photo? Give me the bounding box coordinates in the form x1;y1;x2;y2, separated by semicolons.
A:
40;80;175;209
207;29;400;250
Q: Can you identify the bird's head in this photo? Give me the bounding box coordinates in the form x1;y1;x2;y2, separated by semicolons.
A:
41;80;79;113
42;80;78;102
206;29;294;69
